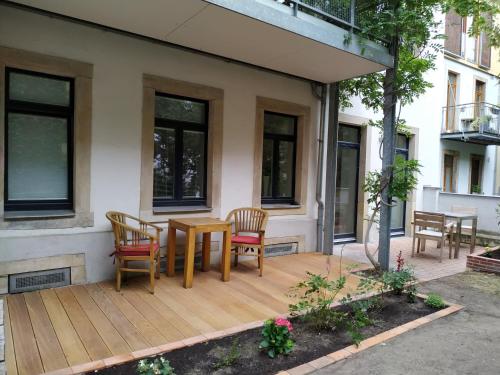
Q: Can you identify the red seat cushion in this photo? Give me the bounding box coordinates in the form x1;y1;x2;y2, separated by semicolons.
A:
231;235;260;245
116;242;159;257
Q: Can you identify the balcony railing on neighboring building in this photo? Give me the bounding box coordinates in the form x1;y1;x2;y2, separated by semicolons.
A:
441;102;500;145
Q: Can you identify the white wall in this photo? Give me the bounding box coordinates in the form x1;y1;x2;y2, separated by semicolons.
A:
0;6;320;281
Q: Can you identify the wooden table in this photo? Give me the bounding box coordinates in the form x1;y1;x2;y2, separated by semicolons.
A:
166;217;232;288
443;212;478;258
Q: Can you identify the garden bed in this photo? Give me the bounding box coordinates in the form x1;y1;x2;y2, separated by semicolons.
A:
87;294;445;375
467;247;500;274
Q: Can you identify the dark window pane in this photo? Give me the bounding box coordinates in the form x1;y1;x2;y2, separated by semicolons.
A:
335;147;358;235
7;113;68;200
9;72;70;107
396;134;408;150
277;141;294;198
153;127;175;199
155;96;206;124
338;126;359;143
182;130;205;198
261;139;274;197
264;112;295;135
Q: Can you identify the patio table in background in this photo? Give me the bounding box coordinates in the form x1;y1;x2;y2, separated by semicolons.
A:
165;217;232;288
443;211;478;258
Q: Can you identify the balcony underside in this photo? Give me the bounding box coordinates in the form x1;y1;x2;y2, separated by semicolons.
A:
441;132;500;146
8;0;392;83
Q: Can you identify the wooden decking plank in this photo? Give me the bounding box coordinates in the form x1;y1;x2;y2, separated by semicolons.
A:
120;288;185;343
4;297;18;375
154;277;239;331
84;283;151;351
70;285;133;355
98;282;167;347
40;289;90;366
7;294;44;375
24;292;68;372
55;287;112;360
129;284;200;338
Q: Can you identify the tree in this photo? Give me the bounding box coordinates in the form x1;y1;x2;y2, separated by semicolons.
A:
339;0;499;270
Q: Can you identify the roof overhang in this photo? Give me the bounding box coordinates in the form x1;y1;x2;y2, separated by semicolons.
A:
6;0;393;83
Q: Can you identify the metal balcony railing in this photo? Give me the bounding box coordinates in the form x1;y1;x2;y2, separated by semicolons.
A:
442;102;500;136
274;0;359;31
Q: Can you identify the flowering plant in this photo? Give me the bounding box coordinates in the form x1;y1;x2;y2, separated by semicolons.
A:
137;357;175;375
259;317;294;358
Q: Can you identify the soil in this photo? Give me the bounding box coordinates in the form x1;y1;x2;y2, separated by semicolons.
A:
352;268;381;279
480;249;500;260
91;294;440;375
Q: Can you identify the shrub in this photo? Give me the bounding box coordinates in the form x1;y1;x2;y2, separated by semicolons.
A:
424;293;446;309
137;357;175;375
288;272;347;330
259;317;294;358
213;338;240;370
382;253;417;302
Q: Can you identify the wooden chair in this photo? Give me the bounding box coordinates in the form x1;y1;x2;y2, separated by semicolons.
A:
412;211;454;262
106;211;163;293
225;207;268;276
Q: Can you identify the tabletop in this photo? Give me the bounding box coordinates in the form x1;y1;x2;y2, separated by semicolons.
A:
442;212;478;220
169;217;230;230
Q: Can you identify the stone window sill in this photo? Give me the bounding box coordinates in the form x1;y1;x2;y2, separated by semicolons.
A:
3;210;76;221
262;204;302;210
153;206;212;214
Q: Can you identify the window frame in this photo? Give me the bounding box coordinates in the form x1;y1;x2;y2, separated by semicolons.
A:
153;92;209;207
261;111;298;205
4;67;74;212
391;134;410;235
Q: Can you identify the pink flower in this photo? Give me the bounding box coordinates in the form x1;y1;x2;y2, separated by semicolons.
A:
274;317;293;332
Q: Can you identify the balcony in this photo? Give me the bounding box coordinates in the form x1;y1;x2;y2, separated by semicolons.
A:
9;0;392;83
441;102;500;145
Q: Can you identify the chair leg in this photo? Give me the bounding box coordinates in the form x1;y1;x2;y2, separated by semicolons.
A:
149;260;155;294
155;253;161;279
258;247;263;277
412;235;416;257
416;238;421;254
115;258;121;292
421;240;426;252
448;235;453;259
123;261;128;283
234;249;239;267
439;240;443;262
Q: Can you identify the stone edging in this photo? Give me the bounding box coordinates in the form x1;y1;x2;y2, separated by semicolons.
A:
42;294;463;375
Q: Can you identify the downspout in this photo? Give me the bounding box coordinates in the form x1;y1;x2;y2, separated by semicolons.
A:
311;83;327;253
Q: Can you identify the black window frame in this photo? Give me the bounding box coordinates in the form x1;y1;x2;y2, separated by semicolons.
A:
334;124;361;242
153;92;209;207
4;67;74;212
261;111;298;205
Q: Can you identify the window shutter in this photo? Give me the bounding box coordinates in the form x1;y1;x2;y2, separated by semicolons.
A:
479;14;492;68
444;11;462;55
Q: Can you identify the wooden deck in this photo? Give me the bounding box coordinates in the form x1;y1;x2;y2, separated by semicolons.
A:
5;253;363;375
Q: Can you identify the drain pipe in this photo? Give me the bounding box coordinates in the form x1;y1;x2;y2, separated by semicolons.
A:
311;83;328;253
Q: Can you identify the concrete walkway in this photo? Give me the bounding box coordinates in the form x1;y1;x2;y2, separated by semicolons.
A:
314;271;500;375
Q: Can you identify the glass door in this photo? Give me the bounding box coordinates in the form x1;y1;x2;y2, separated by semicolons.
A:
334;125;360;242
390;134;409;236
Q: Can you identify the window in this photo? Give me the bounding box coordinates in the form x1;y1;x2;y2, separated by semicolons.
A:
261;112;297;205
446;72;458;131
335;125;360;240
470;155;483;194
153;93;208;207
4;68;74;211
443;153;457;192
391;134;409;234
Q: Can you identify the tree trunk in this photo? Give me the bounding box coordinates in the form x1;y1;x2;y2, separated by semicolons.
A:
378;25;400;271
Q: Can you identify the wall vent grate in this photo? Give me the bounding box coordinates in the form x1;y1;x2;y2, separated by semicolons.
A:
9;268;71;294
265;243;298;257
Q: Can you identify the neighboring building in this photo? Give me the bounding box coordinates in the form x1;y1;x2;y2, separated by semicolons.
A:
0;0;392;287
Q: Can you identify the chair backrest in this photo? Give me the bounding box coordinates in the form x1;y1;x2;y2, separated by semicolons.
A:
451;205;478;215
226;207;268;234
413;211;446;232
106;211;149;246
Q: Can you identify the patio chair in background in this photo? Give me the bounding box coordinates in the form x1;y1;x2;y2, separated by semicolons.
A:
106;211;163;293
412;211;454;262
226;207;268;276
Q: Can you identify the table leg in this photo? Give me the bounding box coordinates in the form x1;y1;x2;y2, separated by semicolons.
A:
221;227;231;282
470;218;477;253
202;232;211;272
454;218;462;259
183;228;196;288
166;225;176;277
